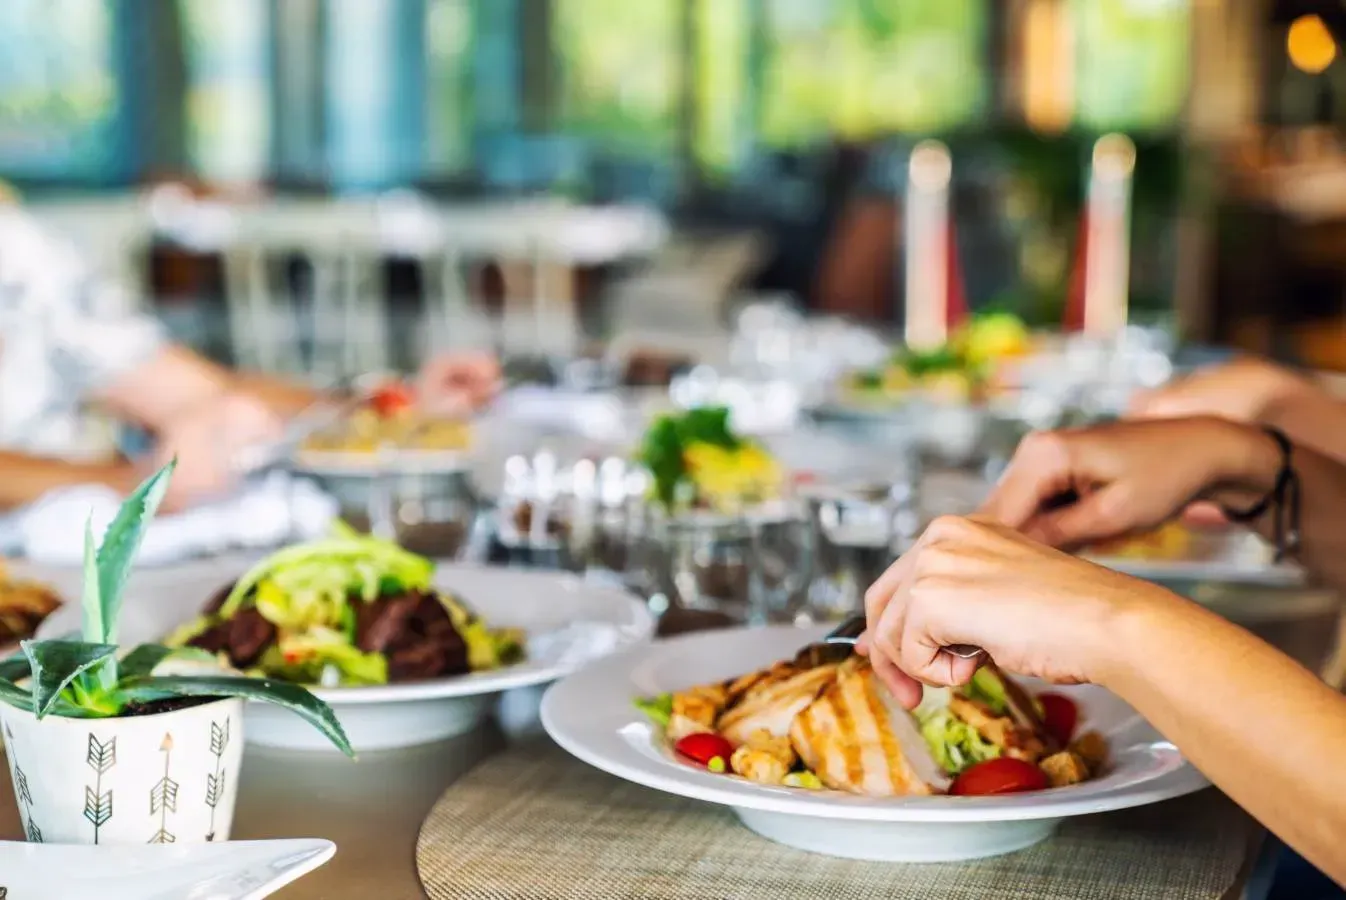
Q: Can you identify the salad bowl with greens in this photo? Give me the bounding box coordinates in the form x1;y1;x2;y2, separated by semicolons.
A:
35;527;657;753
0;460;351;845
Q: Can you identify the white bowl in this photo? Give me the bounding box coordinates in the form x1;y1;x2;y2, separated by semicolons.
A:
34;561;655;753
541;625;1209;862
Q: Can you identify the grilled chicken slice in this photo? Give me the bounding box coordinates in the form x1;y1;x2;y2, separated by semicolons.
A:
948;695;1047;763
790;662;950;796
717;664;839;744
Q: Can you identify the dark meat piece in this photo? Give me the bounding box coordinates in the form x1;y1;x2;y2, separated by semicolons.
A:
187;608;277;669
355;592;423;654
355;590;470;681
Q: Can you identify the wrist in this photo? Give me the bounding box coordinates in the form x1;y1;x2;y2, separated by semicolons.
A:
1198;418;1283;511
1087;580;1189;691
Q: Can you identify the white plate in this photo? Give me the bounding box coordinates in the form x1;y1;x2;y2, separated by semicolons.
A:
292;447;470;477
35;561;654;753
1086;530;1304;588
0;837;334;900
541;625;1209;862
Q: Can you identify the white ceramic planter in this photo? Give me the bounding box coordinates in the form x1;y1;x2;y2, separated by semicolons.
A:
0;697;244;845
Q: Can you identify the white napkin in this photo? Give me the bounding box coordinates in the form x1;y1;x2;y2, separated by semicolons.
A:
11;471;338;567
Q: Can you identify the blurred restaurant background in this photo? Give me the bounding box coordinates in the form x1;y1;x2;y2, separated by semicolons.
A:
8;0;1346;379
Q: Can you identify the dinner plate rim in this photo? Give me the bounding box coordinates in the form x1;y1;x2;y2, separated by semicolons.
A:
541;624;1210;823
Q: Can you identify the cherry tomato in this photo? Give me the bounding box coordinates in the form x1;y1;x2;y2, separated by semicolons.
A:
950;758;1049;796
370;382;416;417
674;733;735;773
1037;692;1079;746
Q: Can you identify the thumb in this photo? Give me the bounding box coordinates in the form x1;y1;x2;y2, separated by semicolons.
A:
1022;484;1137;550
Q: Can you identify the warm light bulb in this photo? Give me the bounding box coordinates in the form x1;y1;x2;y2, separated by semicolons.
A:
1288;14;1337;74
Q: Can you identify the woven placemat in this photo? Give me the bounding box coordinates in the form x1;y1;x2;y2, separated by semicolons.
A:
417;741;1255;900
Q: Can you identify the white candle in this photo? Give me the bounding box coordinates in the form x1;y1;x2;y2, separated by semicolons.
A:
904;141;952;350
1083;134;1136;339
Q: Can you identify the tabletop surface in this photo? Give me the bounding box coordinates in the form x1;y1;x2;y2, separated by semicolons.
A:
0;725;507;899
0;604;1340;898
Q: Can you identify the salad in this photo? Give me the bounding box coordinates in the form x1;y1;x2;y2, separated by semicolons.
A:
167;525;523;687
301;378;472;456
638;406;783;514
845;312;1032;405
636;654;1105;797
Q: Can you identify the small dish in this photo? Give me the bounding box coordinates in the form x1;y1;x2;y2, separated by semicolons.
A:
0;837;335;900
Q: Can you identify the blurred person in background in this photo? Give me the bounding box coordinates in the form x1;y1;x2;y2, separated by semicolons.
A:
0;206;500;513
862;416;1346;896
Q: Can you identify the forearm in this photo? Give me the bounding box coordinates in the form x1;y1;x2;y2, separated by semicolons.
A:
0;452;136;510
227;370;319;418
100;345;317;427
1261;381;1346;466
1102;594;1346;887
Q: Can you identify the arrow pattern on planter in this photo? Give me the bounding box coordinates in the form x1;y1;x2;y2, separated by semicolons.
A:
148;733;177;844
84;733;116;844
205;718;230;841
7;735;42;844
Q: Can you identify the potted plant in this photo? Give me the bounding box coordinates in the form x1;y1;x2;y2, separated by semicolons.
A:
0;461;353;845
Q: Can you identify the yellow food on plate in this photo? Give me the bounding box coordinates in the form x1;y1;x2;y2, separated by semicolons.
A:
1091;521;1191;561
302;381;473;456
0;560;62;645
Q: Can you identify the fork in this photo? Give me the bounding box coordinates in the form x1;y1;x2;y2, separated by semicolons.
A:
818;615;984;659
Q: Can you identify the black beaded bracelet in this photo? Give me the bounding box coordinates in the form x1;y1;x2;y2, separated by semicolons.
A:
1220;426;1301;562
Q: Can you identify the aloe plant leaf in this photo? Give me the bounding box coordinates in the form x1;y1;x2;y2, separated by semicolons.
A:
118;644;216;680
80;517;102;644
0;647;31;683
118;675;354;758
94;460;175;645
21;641;120;718
0;677;32;712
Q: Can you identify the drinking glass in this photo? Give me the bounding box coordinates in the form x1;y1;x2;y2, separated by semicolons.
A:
366;450;480;560
665;514;754;625
749;505;815;625
805;485;905;621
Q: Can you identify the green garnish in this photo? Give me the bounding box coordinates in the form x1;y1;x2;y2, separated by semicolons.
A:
634;693;673;728
637;406;740;510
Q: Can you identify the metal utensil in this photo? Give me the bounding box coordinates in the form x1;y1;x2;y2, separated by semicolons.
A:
794;615;984;668
820;615;984;658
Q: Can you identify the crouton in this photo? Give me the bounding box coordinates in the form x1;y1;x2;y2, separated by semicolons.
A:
1069;730;1108;773
730;745;790;786
1039;751;1091;788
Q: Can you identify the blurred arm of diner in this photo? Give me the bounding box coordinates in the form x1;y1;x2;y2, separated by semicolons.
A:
1129;356;1346;465
0;452;135;510
96;344;317;426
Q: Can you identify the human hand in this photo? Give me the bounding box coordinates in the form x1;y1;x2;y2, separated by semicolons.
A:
857;515;1171;707
1128;357;1305;423
416;351;502;417
150;392;283;512
979;417;1281;550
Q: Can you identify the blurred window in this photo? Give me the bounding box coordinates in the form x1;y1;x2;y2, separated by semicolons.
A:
180;0;272;185
758;0;987;150
424;0;476;177
691;0;751;181
325;0;422;190
1073;0;1191;132
553;0;682;156
0;0;120;181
